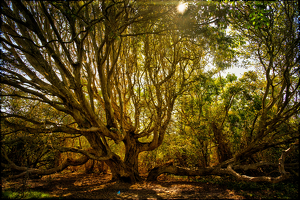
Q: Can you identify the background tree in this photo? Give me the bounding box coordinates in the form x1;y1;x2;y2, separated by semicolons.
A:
227;0;299;162
147;1;299;182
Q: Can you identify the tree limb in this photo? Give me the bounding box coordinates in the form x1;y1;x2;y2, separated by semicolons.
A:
147;140;298;183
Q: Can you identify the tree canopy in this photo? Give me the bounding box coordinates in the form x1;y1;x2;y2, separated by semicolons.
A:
1;0;299;183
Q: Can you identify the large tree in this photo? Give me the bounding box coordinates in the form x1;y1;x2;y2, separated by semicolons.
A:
0;0;219;182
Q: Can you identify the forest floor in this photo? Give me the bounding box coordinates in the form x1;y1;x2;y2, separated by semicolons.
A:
1;171;298;199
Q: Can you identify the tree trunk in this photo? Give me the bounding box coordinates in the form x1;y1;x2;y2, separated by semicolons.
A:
124;134;142;182
105;135;142;183
95;161;108;174
84;159;95;174
106;153;141;183
211;122;233;163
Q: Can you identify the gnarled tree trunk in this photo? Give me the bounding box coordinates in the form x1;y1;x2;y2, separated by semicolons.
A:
106;153;141;183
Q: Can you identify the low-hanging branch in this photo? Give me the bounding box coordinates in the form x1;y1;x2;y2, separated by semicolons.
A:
1;146;110;180
48;145;113;162
147;140;299;183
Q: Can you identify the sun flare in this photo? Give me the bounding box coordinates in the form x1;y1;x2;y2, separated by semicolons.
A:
177;2;187;14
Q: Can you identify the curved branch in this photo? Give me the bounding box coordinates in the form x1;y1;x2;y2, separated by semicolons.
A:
2;118;81;135
134;127;155;139
147;160;227;181
226;164;289;183
1;113;58;126
1;151;88;180
147;140;299;183
0;94;64;106
234;136;299;162
1;145;111;180
49;146;112;162
1;77;71;114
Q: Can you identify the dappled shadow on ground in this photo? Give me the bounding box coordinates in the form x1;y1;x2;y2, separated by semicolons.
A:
2;172;244;199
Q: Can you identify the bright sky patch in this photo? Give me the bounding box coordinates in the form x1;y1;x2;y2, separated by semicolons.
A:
177;2;187;14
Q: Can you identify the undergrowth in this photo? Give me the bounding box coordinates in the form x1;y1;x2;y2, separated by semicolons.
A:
195;175;299;199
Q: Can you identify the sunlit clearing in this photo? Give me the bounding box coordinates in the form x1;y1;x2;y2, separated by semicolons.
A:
177;2;187;14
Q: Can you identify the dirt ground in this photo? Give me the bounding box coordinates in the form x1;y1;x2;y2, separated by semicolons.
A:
2;172;245;199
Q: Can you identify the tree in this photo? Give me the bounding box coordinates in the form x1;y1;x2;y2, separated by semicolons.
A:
0;0;220;183
148;1;299;182
227;0;299;161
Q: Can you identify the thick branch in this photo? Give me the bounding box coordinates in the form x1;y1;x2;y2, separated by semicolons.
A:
1;155;88;180
226;164;289;183
147;161;227;181
2;118;81;135
147;140;299;183
1;145;111;180
49;146;112;162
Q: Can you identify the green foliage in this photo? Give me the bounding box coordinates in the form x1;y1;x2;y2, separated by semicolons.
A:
247;2;271;29
139;132;205;172
2;190;51;199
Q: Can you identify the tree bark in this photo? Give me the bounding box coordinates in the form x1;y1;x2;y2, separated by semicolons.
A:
106;153;141;183
105;134;142;183
147;160;226;181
